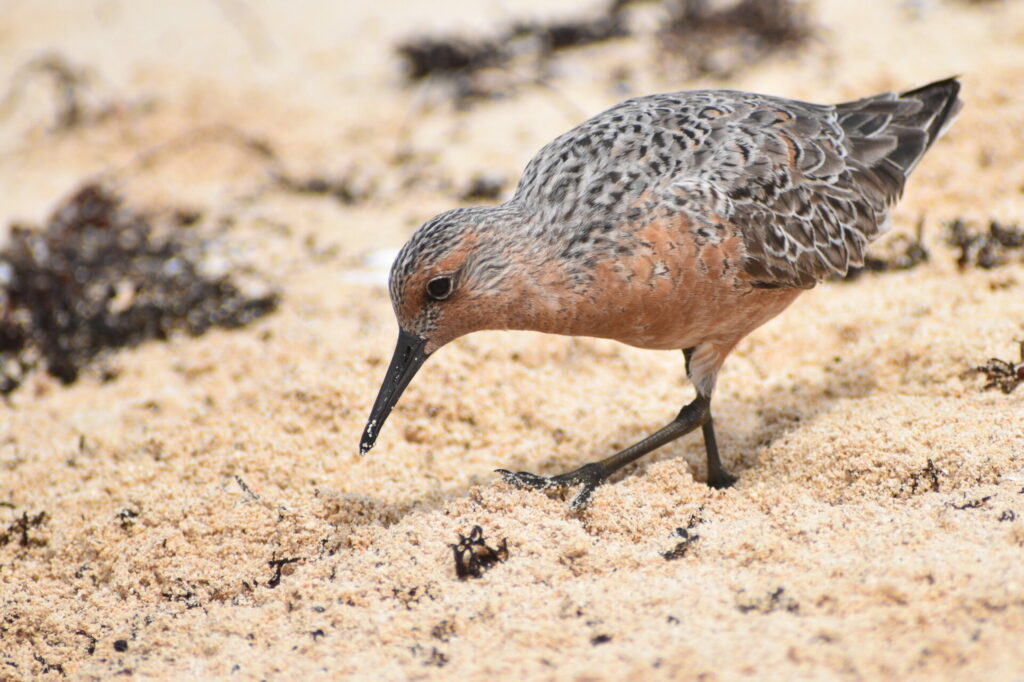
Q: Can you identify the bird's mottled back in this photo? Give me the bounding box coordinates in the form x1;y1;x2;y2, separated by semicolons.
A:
512;78;962;288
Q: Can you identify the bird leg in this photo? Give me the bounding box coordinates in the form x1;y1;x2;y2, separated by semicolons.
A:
701;415;738;489
683;346;737;489
498;392;734;509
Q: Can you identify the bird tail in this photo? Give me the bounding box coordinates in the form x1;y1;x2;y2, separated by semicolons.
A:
835;77;963;204
891;77;963;171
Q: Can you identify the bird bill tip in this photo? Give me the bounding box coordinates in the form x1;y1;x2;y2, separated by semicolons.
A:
359;329;429;457
359;420;378;455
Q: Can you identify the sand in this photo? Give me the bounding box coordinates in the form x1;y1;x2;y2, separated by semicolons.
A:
2;0;1023;679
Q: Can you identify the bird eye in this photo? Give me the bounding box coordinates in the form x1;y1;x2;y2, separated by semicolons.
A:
426;276;453;300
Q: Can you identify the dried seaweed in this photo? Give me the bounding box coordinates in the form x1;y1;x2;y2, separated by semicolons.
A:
267;556;301;588
458;173;507;202
396;1;629;104
971;342;1024;394
661;0;812;77
0;511;48;548
736;586;800;614
662;527;700;560
398;4;628;81
950;495;993;510
0;183;279;394
510;12;629;53
451;526;508;579
946;218;1024;269
396;0;810;102
397;37;505;81
662;506;704;560
904;458;943;496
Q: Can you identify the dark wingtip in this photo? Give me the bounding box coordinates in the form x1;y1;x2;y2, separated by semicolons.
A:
899;75;961;100
899;76;963;145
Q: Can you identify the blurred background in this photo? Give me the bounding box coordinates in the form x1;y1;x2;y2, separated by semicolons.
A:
2;0;1019;393
2;2;1024;679
0;0;1010;219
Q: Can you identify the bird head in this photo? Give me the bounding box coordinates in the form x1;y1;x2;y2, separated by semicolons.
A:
360;206;522;454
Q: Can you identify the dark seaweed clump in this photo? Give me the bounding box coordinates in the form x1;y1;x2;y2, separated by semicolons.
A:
945;218;1024;269
397;3;628;81
395;1;631;105
451;525;509;579
971;342;1024;395
396;0;810;103
397;36;506;81
661;0;812;77
0;183;278;394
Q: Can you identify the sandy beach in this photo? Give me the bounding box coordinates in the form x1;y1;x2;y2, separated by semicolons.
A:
2;0;1023;679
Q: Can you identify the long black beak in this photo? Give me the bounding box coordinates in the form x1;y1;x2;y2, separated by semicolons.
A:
360;329;429;455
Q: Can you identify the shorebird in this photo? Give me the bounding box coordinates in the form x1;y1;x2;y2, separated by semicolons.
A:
361;78;962;509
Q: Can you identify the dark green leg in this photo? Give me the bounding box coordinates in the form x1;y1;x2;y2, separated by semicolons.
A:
702;416;737;489
498;347;737;509
683;346;737;489
497;394;713;509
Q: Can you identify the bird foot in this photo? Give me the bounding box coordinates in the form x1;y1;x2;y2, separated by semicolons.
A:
707;469;738;489
496;462;606;510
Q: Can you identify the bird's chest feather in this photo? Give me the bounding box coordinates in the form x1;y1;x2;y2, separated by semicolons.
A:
528;214;799;350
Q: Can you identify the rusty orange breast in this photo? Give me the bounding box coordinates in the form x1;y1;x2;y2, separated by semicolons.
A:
522;214;802;351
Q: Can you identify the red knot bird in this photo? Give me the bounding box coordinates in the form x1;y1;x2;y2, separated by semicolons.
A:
361;78;962;509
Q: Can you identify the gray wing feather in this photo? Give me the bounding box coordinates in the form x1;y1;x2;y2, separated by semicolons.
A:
511;79;961;288
739;78;962;288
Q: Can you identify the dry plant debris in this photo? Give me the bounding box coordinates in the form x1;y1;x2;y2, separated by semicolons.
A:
659;0;812;77
397;2;628;82
397;36;505;81
903;459;944;496
736;586;800;614
0;183;279;394
397;0;811;94
396;1;811;103
458;173;508;202
0;510;48;548
662;526;700;560
662;506;705;560
971;342;1024;394
950;495;993;510
266;556;302;588
946;218;1024;269
450;526;509;579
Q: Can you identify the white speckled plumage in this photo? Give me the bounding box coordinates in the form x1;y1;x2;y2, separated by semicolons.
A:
366;78;962;507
